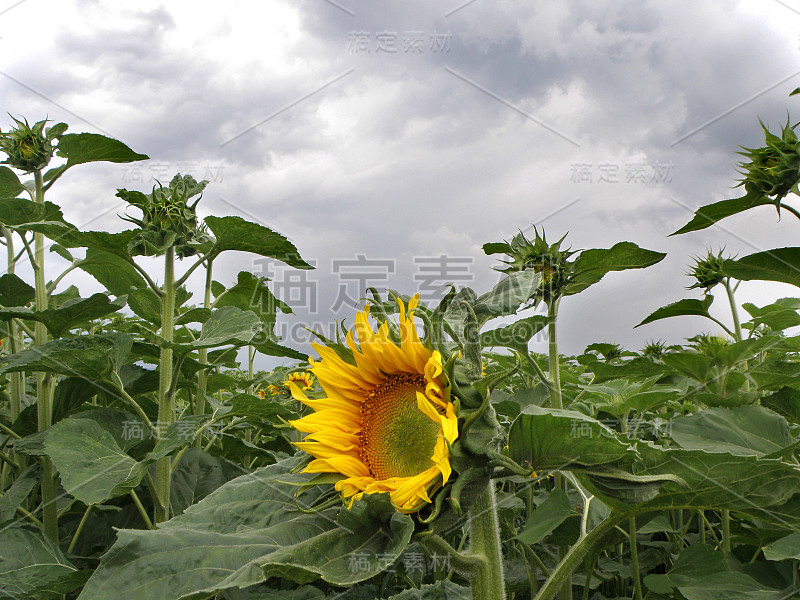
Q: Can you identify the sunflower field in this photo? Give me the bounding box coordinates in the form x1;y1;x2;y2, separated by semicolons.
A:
3;106;800;600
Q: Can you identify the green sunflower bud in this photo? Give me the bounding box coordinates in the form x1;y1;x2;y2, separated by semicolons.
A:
737;117;800;202
686;249;729;291
484;227;576;305
0;116;64;173
118;173;214;257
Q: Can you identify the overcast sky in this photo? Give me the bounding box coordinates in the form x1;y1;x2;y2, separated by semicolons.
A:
3;0;800;367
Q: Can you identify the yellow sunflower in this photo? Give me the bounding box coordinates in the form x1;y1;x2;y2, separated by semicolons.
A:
289;295;458;512
286;371;314;391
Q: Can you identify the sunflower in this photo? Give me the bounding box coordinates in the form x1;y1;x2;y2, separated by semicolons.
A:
286;371;314;391
289;295;458;512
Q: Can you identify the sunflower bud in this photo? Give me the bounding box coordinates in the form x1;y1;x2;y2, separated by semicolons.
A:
686;249;728;291
484;227;576;305
737;117;800;201
0;116;64;173
118;173;214;257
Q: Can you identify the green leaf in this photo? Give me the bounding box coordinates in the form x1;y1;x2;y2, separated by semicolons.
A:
677;571;783;600
0;166;25;199
480;315;550;352
385;581;472;599
44;417;149;505
508;406;637;472
515;489;575;545
661;352;713;383
127;288;162;325
169;306;261;349
0;464;40;522
636;296;715;327
0;293;126;338
205;216;313;269
170;448;248;516
762;532;800;560
0;525;78;599
78;457;414;600
762;386;800;424
473;270;542;323
724;248;800;288
643;543;726;594
669;406;793;456
227;393;293;424
0;197;72;235
55;133;148;166
175;307;212;325
0;333;132;381
565;242;666;296
59;229;138;257
78;248;147;296
671;193;775;236
0;273;34;306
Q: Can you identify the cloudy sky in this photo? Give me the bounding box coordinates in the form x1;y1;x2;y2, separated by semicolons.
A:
3;0;800;366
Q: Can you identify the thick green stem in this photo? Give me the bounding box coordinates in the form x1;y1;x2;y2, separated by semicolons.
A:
154;247;176;523
32;170;58;542
629;517;643;600
547;297;572;600
721;509;731;557
468;481;506;600
547;298;562;410
534;513;627;600
194;259;213;420
1;225;22;423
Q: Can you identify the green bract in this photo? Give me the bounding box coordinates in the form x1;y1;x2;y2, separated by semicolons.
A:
737;117;800;202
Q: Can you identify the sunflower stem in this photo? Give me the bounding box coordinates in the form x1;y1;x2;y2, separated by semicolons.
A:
32;169;58;542
547;296;572;600
154;246;176;524
419;533;485;575
468;480;506;600
194;258;213;423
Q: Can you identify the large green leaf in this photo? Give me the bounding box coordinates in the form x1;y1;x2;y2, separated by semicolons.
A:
44;417;149;505
515;489;575;545
205;216;313;269
480;315;550;352
565;242;666;296
510;407;800;527
473;270;542;323
0;525;78;599
643;544;727;594
742;298;800;331
0;293;126;337
55;133;148;166
508;406;638;472
671;193;775;236
677;572;783;600
0;333;132;381
0;198;73;236
78;248;147;296
669;406;794;456
78;457;414;600
0;273;34;306
0;166;25;199
170;448;248;516
724;248;800;288
763;532;800;560
168;306;262;350
59;229;138;257
636;296;715;328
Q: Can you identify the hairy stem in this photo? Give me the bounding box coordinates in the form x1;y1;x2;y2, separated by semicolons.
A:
194;259;213;421
33;169;58;542
154;247;176;523
534;512;627;600
468;481;506;600
629;517;643;600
